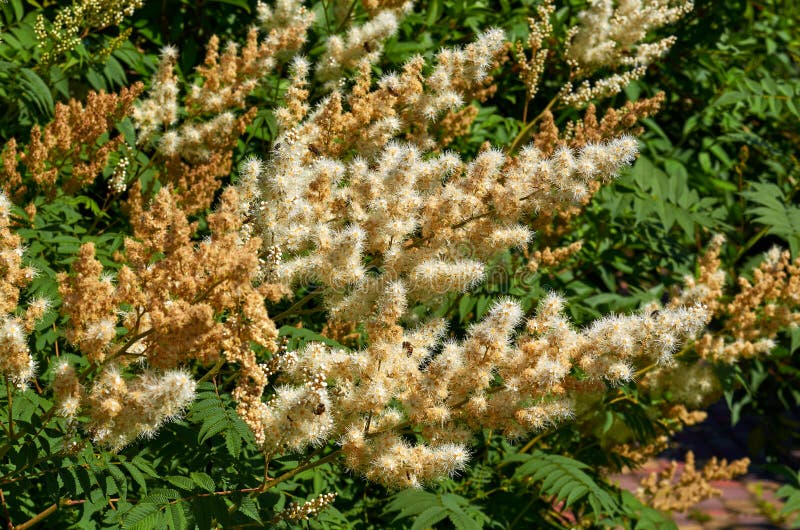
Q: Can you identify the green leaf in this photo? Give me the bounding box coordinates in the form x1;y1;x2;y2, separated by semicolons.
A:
140;489;181;505
410;506;448;530
714;91;745;106
225;428;242;459
168;502;188;530
619;491;678;529
388;490;484;530
165;475;196;491
510;451;619;515
122;462;148;495
117;117;137;146
121;503;160;530
237;496;261;522
209;0;252;11
86;67;106;90
107;462;128;500
441;495;481;530
459;295;476;322
198;414;228;443
387;490;440;521
779;487;800;515
132;456;159;478
190;472;215;493
20;67;54;116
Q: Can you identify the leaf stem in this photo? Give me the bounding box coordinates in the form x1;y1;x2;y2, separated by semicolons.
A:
197;357;226;384
11;498;85;530
272;288;321;323
334;0;358;33
506;95;559;155
4;377;13;439
12;503;58;530
518;430;549;456
508;497;536;529
260;450;342;492
1;488;12;529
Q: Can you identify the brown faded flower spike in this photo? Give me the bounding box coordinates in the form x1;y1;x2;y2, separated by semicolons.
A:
5;84;143;197
55;185;278;450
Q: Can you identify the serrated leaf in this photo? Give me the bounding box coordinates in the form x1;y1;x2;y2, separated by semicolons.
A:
122;503;160;529
107;462;128;500
441;495;481;530
141;489;181;505
132;456;159;478
20;67;54;116
410;506;448;530
238;496;261;522
165;475;195;491
122;462;148;495
387;490;440;521
565;485;589;506
190;472;215;493
225;428;242;458
229;412;254;441
191;398;225;414
447;508;481;530
198;415;228;443
511;451;618;516
168;502;188;530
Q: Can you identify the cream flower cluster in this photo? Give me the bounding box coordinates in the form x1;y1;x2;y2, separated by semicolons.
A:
316;4;413;84
0;193;47;388
133;46;180;145
54;363;196;451
566;0;692;72
134;0;314;155
246;293;707;488
235;29;636;304
277;492;338;522
225;28;656;486
242;133;637;310
20;0;708;494
561;0;692;105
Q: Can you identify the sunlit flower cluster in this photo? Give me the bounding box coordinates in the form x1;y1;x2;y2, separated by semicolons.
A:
7;0;790;508
0;193;45;388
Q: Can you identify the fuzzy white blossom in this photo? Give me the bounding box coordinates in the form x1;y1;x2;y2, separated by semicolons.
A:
560;0;691;105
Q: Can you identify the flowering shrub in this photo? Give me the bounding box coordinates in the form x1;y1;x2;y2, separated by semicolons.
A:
1;0;798;528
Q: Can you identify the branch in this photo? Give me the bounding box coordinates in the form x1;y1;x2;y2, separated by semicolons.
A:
260;451;341;492
191;275;230;304
3;377;12;439
271;289;321;323
1;489;12;530
404;211;493;250
506;94;559;155
197;357;226;385
12;499;86;530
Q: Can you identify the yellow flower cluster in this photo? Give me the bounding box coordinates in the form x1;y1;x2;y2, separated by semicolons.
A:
34;0;144;62
638;451;750;512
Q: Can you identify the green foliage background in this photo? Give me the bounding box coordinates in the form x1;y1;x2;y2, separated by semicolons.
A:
1;0;799;528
